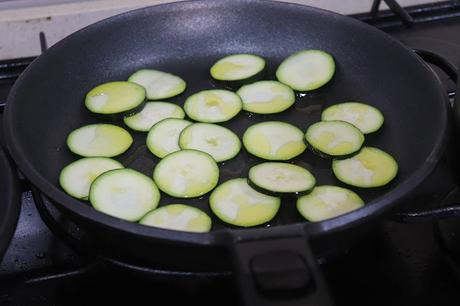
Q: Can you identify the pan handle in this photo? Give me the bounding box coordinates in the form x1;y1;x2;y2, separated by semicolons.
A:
394;50;460;223
226;226;333;306
413;49;458;83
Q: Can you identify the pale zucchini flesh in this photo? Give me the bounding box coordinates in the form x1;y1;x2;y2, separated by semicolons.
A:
66;124;133;157
243;121;306;160
140;204;212;233
59;157;124;200
297;185;364;221
332;147;398;188
248;162;315;194
89;168;160;221
147;118;192;158
184;89;242;123
276;50;335;91
128;69;186;100
85;81;146;115
123;101;185;132
209;178;280;227
321;102;384;134
210;54;265;81
153;150;219;198
305;121;364;157
237;80;295;114
179;123;241;162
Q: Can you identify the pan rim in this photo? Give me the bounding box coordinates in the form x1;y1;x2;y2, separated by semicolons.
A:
3;0;450;247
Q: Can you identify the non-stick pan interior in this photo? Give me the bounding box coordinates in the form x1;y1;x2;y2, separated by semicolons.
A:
4;1;447;238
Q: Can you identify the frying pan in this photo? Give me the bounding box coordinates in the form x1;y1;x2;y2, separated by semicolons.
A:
2;0;453;304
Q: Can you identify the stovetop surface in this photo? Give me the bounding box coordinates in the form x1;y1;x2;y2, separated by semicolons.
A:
2;2;460;305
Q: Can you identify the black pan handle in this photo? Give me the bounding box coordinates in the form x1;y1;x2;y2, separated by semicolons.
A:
226;226;333;306
394;50;459;223
413;49;458;83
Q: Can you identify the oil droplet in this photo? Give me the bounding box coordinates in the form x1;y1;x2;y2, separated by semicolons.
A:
297;93;307;98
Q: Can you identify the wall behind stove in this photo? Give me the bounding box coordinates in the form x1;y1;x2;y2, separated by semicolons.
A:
0;0;445;60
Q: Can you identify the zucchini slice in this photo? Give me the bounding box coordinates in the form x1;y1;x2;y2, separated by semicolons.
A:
321;102;384;134
296;185;364;222
243;121;306;160
210;54;265;85
124;101;185;132
276;50;335;91
179;123;241;162
248;162;315;195
89;168;160;221
85;81;146;116
184;89;242;123
153;150;219;198
128;69;186;100
209;178;280;227
305;121;364;157
147;118;192;158
236;80;295;114
140;204;212;233
67;124;133;157
332;147;398;188
59;157;124;200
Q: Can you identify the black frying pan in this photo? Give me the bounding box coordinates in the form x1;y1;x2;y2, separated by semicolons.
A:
3;0;451;304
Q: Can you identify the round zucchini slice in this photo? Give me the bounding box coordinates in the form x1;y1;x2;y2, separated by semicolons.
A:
147;118;192;158
210;54;265;85
123;101;185;132
85;81;146;116
237;80;295;114
332;147;398;188
248;162;315;195
179;123;241;162
305;121;364;157
153;150;219;198
67;124;133;157
321;102;384;134
243;121;306;160
184;89;242;123
89;168;160;222
276;50;335;91
140;204;212;233
209;178;280;227
59;157;124;200
296;185;364;222
128;69;186;100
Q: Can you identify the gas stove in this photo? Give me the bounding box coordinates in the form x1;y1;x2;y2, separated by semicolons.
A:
2;1;460;305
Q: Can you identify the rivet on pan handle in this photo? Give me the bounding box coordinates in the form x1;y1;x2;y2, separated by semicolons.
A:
226;225;334;306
